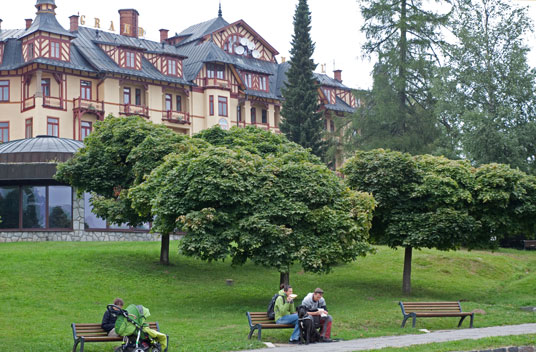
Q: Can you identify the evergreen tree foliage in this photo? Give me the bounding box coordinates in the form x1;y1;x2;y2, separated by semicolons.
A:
349;0;450;155
435;0;536;173
280;0;325;158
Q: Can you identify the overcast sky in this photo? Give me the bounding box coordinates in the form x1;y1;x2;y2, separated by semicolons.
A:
3;0;536;90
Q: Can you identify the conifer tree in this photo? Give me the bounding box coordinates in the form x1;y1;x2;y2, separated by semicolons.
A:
280;0;325;158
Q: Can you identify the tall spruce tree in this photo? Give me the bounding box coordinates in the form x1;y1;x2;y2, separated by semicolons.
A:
435;0;536;173
280;0;325;158
349;0;451;155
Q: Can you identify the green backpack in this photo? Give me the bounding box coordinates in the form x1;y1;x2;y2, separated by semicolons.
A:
115;304;150;337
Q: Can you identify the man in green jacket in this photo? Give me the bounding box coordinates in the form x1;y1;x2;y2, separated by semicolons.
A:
275;285;300;343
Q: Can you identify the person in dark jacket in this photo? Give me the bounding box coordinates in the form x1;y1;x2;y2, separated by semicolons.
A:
101;298;124;337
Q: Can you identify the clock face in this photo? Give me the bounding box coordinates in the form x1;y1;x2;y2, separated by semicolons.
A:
218;118;229;130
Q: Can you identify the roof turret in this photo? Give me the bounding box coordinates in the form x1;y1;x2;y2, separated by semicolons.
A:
22;0;73;38
35;0;57;14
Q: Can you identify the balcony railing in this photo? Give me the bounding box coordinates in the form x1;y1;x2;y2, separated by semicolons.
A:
162;110;190;124
43;96;65;109
73;97;104;113
22;96;35;111
119;104;149;117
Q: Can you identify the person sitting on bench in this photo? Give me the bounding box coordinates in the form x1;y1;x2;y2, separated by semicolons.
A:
275;285;300;344
301;288;333;342
101;298;124;337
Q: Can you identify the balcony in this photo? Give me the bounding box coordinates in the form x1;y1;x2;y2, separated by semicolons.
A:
43;96;65;110
119;104;149;118
73;97;104;113
22;96;35;112
162;110;190;124
204;77;230;89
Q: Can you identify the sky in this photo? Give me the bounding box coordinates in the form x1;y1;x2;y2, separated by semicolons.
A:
2;0;536;90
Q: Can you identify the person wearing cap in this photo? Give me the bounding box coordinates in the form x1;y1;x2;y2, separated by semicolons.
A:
274;285;300;344
101;298;124;337
301;288;333;342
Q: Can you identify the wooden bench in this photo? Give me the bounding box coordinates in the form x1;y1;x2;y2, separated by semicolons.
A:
523;240;536;250
246;312;295;341
71;322;167;352
399;302;474;328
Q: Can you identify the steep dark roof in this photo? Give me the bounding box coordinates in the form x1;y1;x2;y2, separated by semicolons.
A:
325;96;355;114
316;73;348;90
73;27;191;85
175;17;229;47
23;13;74;38
36;0;56;5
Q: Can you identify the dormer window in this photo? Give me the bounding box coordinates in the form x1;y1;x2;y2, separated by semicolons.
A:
125;51;136;69
50;41;60;59
242;72;269;92
323;87;333;104
168;59;177;76
207;63;225;80
28;43;34;59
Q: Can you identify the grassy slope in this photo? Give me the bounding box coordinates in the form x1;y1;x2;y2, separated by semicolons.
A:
1;241;535;351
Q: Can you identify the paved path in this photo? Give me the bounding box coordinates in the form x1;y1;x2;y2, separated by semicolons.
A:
240;323;536;352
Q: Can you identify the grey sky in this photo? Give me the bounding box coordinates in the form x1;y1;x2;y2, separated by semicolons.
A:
3;0;536;90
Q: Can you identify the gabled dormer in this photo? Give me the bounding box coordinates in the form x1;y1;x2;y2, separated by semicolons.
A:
201;19;279;63
96;41;143;71
21;0;75;63
144;51;185;78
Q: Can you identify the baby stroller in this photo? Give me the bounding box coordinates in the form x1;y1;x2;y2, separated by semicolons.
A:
107;304;168;352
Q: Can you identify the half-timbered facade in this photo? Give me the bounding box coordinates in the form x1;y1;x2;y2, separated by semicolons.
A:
0;0;357;142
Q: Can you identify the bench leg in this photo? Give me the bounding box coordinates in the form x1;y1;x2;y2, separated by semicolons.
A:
80;338;85;352
401;315;409;328
248;327;256;340
411;314;416;328
257;326;262;341
72;338;80;352
470;314;474;328
457;316;467;328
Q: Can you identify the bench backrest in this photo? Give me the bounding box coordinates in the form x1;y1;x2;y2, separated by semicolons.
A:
72;322;159;338
523;240;536;248
400;302;462;314
247;312;275;326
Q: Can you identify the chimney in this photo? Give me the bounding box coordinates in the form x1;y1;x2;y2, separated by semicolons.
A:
69;15;79;32
334;69;342;83
25;19;33;30
119;9;139;38
160;29;169;43
281;57;286;63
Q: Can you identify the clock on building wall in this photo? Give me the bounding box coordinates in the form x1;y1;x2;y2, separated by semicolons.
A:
218;118;229;130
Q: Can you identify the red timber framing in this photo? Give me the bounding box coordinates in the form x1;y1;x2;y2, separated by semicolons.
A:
0;43;4;65
241;71;269;92
119;48;142;70
202;20;279;63
335;88;357;108
22;32;71;62
144;53;185;78
195;64;241;94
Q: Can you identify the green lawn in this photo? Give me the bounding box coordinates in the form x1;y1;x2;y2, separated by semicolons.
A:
1;241;536;351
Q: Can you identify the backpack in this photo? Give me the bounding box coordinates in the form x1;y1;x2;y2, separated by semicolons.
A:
267;293;284;320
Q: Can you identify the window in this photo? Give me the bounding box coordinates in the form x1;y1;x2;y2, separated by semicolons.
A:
125;51;136;68
28;43;34;59
123;88;131;104
81;121;92;140
262;109;267;124
50;41;60;59
165;94;172;111
0;122;8;142
218;96;228;116
176;96;182;112
0;187;19;229
0;81;9;102
135;89;142;106
22;186;46;228
48;186;72;228
47;117;59;137
330;120;335;132
251;107;256;124
323;88;332;103
84;193;106;229
209;95;214;116
324;120;328;130
80;80;92;100
25;118;33;139
42;79;50;97
244;73;252;88
168;59;177;76
237;106;242;122
260;76;267;91
207;63;224;79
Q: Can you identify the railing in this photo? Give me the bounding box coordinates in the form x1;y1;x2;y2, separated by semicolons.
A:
22;95;35;111
162;110;190;124
43;96;65;109
119;104;149;117
204;77;230;88
73;97;104;113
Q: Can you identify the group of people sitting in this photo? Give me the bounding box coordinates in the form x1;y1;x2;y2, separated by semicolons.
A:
274;285;333;344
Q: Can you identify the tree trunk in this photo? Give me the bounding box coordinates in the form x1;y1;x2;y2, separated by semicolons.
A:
280;272;290;287
402;246;412;295
160;233;170;266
